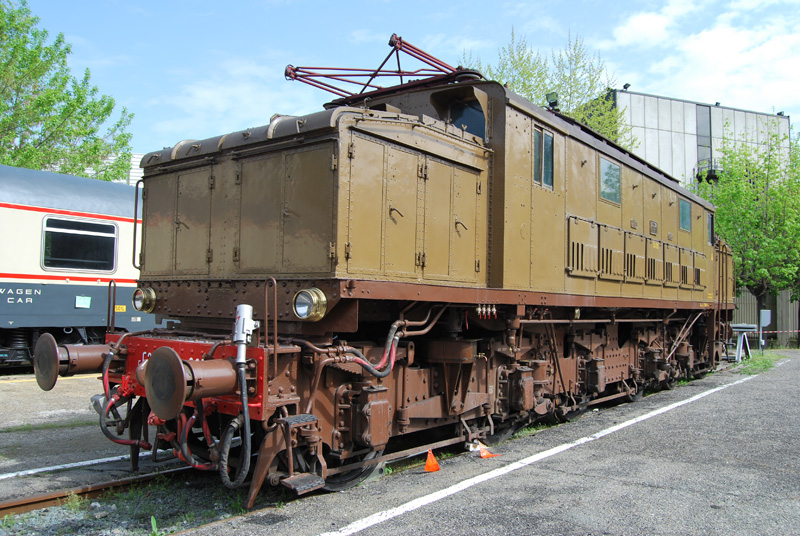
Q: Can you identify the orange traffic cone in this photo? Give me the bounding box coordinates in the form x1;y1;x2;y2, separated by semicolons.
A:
478;444;500;458
424;449;440;472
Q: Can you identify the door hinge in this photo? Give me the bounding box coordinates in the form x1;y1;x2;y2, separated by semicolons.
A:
235;172;242;185
331;153;338;171
348;143;356;159
475;259;481;272
208;175;215;189
416;252;426;268
233;247;240;263
329;242;336;259
476;181;482;195
418;162;428;180
206;249;213;263
141;187;147;200
344;242;351;260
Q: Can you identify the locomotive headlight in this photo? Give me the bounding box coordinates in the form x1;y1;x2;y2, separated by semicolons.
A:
132;287;157;313
292;288;327;321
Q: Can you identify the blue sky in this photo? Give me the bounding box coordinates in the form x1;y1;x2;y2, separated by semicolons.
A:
26;0;800;154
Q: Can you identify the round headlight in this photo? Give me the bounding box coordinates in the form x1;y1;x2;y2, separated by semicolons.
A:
132;287;157;313
292;288;327;321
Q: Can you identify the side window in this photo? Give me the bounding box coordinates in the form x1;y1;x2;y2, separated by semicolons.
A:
679;199;691;231
707;212;714;244
533;128;554;189
600;158;620;204
42;217;117;272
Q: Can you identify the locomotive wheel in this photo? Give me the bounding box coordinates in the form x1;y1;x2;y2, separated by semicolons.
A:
323;449;385;492
555;395;590;423
485;416;530;445
624;382;644;403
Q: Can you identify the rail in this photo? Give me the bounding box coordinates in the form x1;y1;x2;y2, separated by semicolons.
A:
0;466;191;517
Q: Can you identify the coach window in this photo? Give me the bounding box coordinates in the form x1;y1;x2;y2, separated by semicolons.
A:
679;199;691;232
42;217;117;272
600;157;620;204
534;128;554;188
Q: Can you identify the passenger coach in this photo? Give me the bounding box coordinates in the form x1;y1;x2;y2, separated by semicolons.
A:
0;165;157;366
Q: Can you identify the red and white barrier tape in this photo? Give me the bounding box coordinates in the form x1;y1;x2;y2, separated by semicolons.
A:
746;330;800;334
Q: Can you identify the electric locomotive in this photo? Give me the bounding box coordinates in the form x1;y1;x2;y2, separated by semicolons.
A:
33;35;734;508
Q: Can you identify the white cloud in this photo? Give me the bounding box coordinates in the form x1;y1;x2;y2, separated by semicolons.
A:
638;14;800;120
142;57;320;150
598;0;704;50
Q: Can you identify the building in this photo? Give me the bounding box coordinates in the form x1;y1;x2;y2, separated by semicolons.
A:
610;89;790;184
609;89;797;347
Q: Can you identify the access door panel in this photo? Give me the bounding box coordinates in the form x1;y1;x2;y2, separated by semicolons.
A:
175;169;211;275
239;155;283;272
283;146;335;273
451;167;479;282
347;135;385;274
385;147;419;277
141;175;176;276
423;158;453;280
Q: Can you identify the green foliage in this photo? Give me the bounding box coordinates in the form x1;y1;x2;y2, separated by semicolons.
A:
739;351;782;375
1;514;15;529
462;30;635;150
62;491;88;511
694;125;800;307
150;515;159;536
0;0;132;181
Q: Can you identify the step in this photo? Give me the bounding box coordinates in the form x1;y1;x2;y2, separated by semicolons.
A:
279;413;318;428
280;473;326;495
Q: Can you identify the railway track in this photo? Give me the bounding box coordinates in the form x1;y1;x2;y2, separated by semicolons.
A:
0;466;191;517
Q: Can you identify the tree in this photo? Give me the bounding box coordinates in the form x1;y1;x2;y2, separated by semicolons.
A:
0;0;132;181
461;31;635;150
694;126;800;313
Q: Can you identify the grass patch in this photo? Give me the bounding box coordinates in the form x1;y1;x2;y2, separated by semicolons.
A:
739;351;782;375
62;492;89;512
0;419;97;434
1;514;15;529
511;423;549;440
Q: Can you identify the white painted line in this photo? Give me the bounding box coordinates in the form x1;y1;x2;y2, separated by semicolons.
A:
0;451;169;481
319;374;758;536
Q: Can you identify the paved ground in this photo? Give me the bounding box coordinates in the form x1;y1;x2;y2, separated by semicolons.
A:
181;350;799;536
0;373;161;502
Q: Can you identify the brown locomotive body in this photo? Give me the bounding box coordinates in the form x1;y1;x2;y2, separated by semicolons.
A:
34;39;734;508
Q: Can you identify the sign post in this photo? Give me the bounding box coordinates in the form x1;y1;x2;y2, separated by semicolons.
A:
759;309;772;353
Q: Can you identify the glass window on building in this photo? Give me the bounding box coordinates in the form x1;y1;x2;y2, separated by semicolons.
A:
696;104;712;171
600;158;621;204
42;217;117;271
679;199;692;231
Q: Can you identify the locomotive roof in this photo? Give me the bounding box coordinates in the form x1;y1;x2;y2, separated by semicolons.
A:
502;87;715;212
0;164;140;219
140;77;713;213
